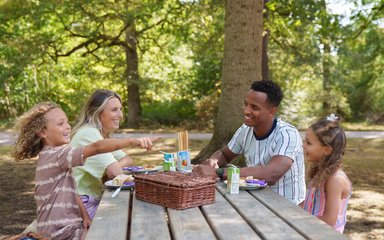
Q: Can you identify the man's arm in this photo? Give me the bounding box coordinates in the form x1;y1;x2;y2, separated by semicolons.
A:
223;155;293;185
193;147;239;179
202;146;238;168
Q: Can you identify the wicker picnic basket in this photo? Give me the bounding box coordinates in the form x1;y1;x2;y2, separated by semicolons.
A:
135;171;216;210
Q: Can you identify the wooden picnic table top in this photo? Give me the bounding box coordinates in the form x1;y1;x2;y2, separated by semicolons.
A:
85;182;348;240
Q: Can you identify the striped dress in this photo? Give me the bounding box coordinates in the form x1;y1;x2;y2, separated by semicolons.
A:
302;170;352;233
228;118;306;205
35;145;84;240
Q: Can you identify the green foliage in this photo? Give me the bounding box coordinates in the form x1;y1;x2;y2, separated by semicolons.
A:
142;99;196;125
266;0;384;126
0;0;383;128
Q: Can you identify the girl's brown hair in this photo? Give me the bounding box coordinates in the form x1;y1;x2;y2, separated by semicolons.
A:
308;113;346;187
12;102;59;161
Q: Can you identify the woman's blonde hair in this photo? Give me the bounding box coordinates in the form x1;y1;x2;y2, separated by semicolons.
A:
308;113;346;187
12;102;60;161
71;89;122;138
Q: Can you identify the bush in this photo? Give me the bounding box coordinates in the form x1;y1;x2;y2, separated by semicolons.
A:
142;100;196;125
194;91;219;130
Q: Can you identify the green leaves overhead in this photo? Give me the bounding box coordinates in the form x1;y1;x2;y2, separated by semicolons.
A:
0;0;383;126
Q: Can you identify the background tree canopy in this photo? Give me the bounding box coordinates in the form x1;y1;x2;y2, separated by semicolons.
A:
0;0;383;129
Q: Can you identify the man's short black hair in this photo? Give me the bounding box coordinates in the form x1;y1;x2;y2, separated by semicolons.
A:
250;80;283;107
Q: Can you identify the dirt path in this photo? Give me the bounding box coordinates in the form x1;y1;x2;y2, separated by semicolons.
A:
1;131;384;147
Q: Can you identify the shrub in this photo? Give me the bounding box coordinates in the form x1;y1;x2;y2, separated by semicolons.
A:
142;100;196;125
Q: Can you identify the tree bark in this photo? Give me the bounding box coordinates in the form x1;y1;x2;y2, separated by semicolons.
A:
193;0;264;163
124;23;142;129
262;0;270;80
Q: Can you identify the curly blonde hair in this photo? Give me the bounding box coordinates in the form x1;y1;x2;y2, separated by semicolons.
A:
308;113;346;187
12;102;60;161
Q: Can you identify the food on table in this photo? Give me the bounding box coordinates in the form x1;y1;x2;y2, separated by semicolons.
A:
142;164;156;170
112;174;134;186
239;177;253;187
245;176;254;181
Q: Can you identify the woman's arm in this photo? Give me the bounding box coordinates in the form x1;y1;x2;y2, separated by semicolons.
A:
116;155;134;168
104;157;135;179
104;155;134;179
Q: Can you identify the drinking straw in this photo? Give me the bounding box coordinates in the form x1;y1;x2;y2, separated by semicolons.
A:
177;131;189;151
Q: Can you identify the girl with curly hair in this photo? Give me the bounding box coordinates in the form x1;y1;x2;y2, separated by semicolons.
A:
301;113;352;233
12;102;158;240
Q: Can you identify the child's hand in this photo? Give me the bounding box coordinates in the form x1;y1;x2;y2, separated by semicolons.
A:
82;215;92;229
137;137;161;151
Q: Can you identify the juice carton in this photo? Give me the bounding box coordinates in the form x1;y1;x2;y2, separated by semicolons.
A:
227;165;240;194
176;150;191;172
163;153;176;172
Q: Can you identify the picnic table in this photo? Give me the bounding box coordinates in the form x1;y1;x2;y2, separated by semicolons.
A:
85;182;348;240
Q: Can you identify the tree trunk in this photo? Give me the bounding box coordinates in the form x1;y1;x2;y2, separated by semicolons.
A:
262;0;270;80
193;0;264;163
124;23;142;129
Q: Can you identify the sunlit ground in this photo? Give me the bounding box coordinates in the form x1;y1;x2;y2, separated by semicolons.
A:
345;190;384;240
1;137;384;239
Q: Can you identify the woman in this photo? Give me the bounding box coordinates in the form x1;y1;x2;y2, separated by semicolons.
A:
71;89;144;219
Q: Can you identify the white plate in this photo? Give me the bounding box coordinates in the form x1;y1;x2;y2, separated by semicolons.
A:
131;165;163;174
104;180;135;189
224;180;267;190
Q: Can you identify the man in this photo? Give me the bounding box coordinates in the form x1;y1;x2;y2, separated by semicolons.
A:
193;80;305;205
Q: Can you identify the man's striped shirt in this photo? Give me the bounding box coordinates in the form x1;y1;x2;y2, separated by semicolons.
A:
228;118;306;204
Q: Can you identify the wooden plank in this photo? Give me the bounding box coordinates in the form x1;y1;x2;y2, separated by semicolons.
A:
201;190;262;240
216;183;305;240
168;207;216;240
250;188;349;240
85;189;130;240
130;195;171;240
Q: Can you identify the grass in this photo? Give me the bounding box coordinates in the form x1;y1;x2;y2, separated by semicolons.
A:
0;137;383;239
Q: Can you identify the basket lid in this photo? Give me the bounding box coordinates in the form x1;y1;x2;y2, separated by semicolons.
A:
134;171;216;188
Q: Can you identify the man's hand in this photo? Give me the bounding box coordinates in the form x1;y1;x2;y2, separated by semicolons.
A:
193;164;218;180
201;159;219;168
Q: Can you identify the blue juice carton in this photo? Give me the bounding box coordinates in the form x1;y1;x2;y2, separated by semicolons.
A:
176;150;191;172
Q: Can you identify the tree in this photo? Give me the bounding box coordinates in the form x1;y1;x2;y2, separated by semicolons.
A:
193;0;264;163
0;0;187;128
